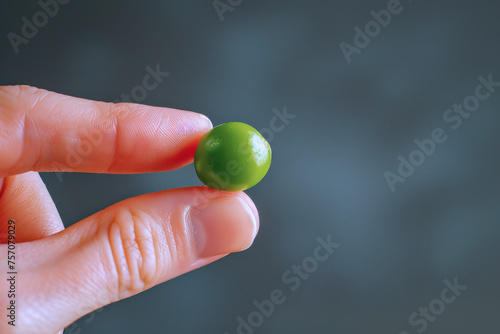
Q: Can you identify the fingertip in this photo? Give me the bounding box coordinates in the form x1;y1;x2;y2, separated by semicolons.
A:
167;108;212;136
238;191;260;239
197;113;213;130
190;195;259;258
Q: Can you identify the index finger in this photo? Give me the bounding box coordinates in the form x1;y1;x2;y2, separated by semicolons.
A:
0;85;212;177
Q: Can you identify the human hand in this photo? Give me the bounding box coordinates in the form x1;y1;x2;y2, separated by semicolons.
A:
0;86;259;334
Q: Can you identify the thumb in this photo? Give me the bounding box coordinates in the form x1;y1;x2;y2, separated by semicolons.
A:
10;187;259;334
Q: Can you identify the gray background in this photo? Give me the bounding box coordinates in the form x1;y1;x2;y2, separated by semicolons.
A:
2;0;500;333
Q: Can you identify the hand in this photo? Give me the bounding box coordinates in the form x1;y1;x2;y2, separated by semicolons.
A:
0;86;259;334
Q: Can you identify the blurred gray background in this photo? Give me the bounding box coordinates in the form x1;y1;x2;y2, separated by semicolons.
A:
2;0;500;333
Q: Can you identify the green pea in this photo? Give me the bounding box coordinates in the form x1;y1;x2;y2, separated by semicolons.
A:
194;122;272;191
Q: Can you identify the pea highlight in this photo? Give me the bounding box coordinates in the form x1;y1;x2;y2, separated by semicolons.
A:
194;122;272;191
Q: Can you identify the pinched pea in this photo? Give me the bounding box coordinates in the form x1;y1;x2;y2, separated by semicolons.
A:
194;122;271;191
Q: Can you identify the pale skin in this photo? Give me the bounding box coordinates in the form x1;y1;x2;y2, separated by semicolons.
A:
0;86;259;334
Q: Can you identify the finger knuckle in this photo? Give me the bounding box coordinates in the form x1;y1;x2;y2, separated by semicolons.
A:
0;85;44;173
0;85;37;100
105;207;167;299
0;85;49;115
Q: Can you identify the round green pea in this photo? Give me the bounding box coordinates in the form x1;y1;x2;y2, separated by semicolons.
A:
194;122;272;191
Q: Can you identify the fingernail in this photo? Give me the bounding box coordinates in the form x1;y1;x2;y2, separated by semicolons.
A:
190;197;259;258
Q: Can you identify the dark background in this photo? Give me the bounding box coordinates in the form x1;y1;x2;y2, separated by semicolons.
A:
2;0;500;333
